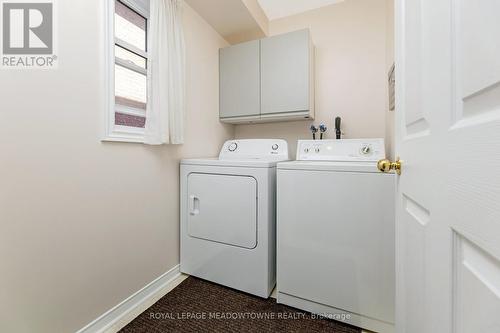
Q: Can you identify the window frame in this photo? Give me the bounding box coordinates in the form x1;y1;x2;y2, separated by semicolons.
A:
103;0;150;143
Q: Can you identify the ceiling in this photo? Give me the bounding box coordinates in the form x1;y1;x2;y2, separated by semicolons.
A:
185;0;344;45
185;0;266;38
257;0;345;20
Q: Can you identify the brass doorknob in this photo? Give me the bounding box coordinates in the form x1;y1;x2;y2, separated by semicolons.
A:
377;157;402;175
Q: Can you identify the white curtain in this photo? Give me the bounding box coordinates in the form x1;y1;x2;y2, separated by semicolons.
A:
145;0;186;145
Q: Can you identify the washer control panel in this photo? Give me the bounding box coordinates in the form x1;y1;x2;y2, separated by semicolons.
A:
296;139;385;161
220;139;289;160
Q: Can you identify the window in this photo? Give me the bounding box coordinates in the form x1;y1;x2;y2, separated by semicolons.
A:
104;0;150;142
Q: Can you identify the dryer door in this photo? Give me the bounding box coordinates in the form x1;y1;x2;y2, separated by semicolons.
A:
187;173;257;249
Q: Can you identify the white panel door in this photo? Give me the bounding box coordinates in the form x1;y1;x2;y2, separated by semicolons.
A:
187;173;257;249
395;1;500;332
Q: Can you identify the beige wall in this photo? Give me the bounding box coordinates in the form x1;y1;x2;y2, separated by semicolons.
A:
0;2;232;332
235;0;390;157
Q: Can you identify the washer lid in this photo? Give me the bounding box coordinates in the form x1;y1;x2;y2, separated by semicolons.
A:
277;160;384;173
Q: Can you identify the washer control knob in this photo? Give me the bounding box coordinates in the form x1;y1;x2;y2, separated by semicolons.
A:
228;142;238;152
272;144;279;151
304;148;309;153
361;145;371;155
315;148;320;153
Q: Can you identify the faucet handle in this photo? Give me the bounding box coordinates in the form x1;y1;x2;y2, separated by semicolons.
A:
310;125;318;140
319;124;327;140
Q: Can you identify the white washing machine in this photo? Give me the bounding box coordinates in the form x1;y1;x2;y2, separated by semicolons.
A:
180;139;289;298
276;139;395;333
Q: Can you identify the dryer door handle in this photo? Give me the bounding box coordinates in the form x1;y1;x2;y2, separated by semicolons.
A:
189;195;200;215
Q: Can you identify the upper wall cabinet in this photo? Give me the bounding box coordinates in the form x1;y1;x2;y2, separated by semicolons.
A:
219;29;315;124
219;40;261;120
260;29;314;121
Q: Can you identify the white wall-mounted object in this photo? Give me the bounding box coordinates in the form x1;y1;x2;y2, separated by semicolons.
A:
180;139;289;298
219;29;315;124
260;29;315;121
276;138;395;333
219;40;261;119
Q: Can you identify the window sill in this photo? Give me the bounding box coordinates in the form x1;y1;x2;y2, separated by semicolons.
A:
101;135;144;144
102;126;145;143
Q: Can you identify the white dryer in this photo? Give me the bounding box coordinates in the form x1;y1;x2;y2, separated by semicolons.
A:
276;139;395;333
180;139;289;298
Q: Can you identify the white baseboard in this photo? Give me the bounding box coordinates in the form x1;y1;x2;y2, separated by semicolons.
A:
77;265;187;333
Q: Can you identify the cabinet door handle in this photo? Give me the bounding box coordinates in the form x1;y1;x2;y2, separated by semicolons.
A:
189;195;200;215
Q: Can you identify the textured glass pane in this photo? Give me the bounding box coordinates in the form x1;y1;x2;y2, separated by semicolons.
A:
115;64;147;110
115;45;146;69
115;0;146;51
115;112;145;128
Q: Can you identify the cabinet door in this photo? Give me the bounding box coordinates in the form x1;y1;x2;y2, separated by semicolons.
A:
261;29;311;115
219;40;260;119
